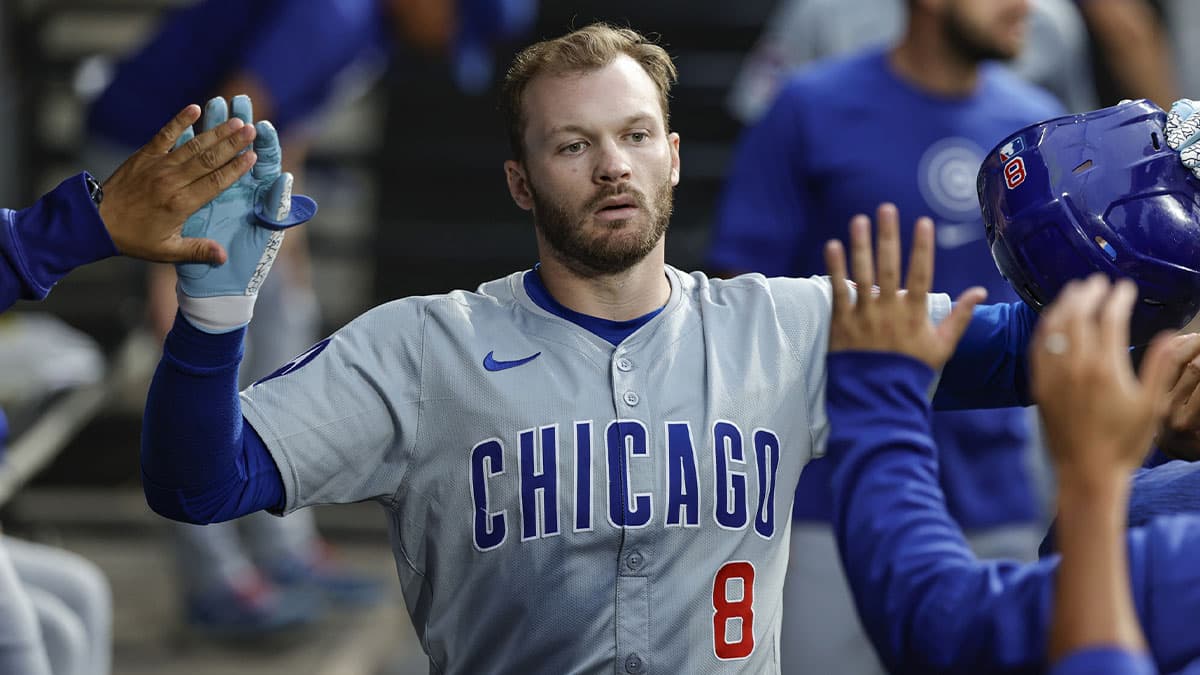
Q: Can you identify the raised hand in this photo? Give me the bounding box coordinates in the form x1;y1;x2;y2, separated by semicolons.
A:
173;95;317;334
1031;275;1174;481
825;203;986;370
97;104;258;264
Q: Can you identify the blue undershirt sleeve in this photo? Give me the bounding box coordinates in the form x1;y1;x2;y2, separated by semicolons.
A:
933;300;1038;410
0;173;117;312
141;312;284;523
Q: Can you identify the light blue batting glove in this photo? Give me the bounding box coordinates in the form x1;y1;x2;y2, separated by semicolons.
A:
1166;98;1200;179
174;95;317;333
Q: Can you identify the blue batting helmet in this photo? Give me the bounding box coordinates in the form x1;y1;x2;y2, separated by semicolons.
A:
978;99;1200;345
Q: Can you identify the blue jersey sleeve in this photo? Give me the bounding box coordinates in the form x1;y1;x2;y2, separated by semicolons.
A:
933;300;1038;410
1052;648;1157;675
240;0;388;132
708;84;809;276
827;350;1200;674
1128;460;1200;528
141;313;284;523
0;173;117;312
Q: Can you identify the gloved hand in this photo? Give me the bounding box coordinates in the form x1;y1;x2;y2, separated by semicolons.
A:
1166;98;1200;179
175;95;317;333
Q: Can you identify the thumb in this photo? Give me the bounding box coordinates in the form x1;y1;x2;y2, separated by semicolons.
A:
170;238;227;265
939;286;988;348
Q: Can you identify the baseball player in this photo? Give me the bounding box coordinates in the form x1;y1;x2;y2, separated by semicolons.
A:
139;24;1049;673
827;99;1200;674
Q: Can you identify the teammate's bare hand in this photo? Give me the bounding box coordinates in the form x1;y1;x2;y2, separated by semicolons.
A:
1146;332;1200;460
825;202;985;369
1031;275;1175;485
97;104;258;265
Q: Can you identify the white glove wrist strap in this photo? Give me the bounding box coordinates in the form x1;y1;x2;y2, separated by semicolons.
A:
177;286;256;334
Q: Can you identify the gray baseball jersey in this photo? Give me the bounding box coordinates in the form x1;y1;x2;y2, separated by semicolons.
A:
240;265;951;674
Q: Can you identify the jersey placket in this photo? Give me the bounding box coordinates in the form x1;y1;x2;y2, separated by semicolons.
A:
610;347;652;675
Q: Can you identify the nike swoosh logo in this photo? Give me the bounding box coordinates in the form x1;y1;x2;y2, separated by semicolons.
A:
483;351;542;372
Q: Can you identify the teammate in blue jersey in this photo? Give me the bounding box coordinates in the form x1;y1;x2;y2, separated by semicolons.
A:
1;104;256;312
133;23;1066;673
825;99;1200;674
709;0;1065;670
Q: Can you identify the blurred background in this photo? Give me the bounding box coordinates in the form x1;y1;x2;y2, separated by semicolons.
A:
0;0;1188;673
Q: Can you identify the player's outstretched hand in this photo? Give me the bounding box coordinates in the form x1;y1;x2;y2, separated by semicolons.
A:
825;202;985;370
1031;275;1174;482
97;104;258;264
1144;332;1200;460
173;95;317;334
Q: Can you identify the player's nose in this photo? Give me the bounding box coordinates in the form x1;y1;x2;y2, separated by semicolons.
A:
593;138;632;184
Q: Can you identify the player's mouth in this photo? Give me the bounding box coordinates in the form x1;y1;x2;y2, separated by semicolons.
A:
593;196;640;222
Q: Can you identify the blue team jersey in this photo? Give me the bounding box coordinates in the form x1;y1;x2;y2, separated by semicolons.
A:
828;351;1200;675
88;0;389;146
0;174;116;312
710;48;1065;528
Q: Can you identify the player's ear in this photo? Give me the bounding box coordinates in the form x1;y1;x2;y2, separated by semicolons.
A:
668;132;681;186
504;160;534;211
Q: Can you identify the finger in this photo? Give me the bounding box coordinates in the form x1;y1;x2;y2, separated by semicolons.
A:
1099;279;1138;357
179;150;258;212
848;214;875;293
939;287;988;349
905;216;935;298
146;104;201;155
824;239;852;317
265;172;294;222
159;237;228;266
875;203;902;297
172;125;195;152
177;121;255;180
230;94;253;127
252;120;282;181
1163;334;1200;394
1063;274;1110;357
1141;332;1181;418
201;96;229;133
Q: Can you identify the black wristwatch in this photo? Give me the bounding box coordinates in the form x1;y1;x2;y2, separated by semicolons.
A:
84;173;104;207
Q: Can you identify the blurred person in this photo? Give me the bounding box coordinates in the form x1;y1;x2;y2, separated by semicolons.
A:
1076;0;1178;109
708;0;1064;671
0;105;264;674
86;0;535;637
727;0;1095;123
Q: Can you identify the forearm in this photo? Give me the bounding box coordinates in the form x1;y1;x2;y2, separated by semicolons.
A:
141;312;283;523
933;301;1037;410
829;352;1052;673
1081;0;1176;108
1052;478;1146;662
0;174;117;310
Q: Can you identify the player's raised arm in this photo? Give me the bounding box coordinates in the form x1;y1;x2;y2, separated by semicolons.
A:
0;103;264;313
140;95;317;524
1037;276;1170;674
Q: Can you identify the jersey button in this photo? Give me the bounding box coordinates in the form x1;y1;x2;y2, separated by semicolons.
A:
625;653;644;674
623;391;640;406
626;551;644;571
616;357;634;372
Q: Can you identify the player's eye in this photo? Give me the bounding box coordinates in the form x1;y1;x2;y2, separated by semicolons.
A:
561;142;586;154
629;132;648;143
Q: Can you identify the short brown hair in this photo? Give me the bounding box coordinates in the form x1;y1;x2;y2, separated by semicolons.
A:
499;23;678;161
